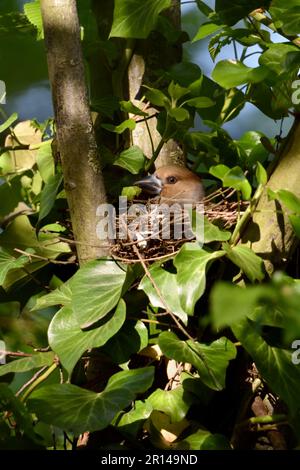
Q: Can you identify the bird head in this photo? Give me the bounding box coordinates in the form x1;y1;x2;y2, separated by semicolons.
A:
135;165;204;205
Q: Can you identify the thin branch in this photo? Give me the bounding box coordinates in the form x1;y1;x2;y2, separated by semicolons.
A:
132;243;194;341
16;366;48;396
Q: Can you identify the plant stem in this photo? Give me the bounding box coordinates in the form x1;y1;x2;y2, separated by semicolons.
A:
230;184;265;245
21;362;58;402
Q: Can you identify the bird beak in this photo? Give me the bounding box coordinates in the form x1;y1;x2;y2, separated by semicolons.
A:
134;174;162;196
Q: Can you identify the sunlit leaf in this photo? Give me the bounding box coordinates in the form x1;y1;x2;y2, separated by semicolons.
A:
28;367;155;433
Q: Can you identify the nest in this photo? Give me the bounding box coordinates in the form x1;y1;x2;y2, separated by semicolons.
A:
110;188;249;263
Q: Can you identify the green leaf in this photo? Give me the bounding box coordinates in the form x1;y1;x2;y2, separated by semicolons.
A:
144;87;170;108
209;164;229;180
184;97;215;108
259;43;299;75
210;282;267;329
168;107;190;121
268;189;300;214
289;214;300;239
174;428;231;450
48;301;126;375
167;81;190;102
233;318;300;416
121;186;142;200
192;23;224;42
0;113;18;133
102;320;148;364
139;265;188;324
189;211;231;244
0;248;28;286
28;367;155;433
110;0;171;39
270;1;300;35
31;283;72;310
0;177;22;218
174;243;224;315
148;386;196;422
224;169;252;199
256;162;267;185
116;400;153;437
212;60;269;89
119;100;148;116
0;352;54;377
70;260;126;328
114;145;146;174
101;118;136;134
159;332;236;391
24;0;43;39
222;244;265;282
36;141;54;184
38;174;63;224
215;0;271;26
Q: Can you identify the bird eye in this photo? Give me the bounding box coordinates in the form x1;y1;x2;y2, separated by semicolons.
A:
167;176;177;184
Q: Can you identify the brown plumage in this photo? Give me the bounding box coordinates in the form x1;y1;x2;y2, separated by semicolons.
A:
135;165;204;205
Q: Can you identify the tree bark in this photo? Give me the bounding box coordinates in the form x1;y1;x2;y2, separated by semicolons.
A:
242;119;300;274
127;0;185;168
40;0;109;264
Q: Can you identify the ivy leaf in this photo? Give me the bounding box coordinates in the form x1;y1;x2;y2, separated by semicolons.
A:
101;118;136;134
174;428;231;450
38;174;63;225
159;332;237;391
114;146;146;174
215;0;271;26
233;318;300;417
269;1;300;36
0;352;54;377
110;0;171;39
31;283;72;310
70;260;126;328
256;162;267;185
222;243;265;282
48;301;126;375
148;386;196;422
210;165;252;200
36;141;54;183
102;320;148;364
24;0;43;39
168;107;190;121
119;100;148;116
116;400;153;437
184;97;215;108
174;243;224;315
192;23;224;42
168;81;190;101
212;60;269;89
0;248;28;286
139;265;188;324
268;188;300;214
27;367;155;434
189;211;231;244
144;86;170;108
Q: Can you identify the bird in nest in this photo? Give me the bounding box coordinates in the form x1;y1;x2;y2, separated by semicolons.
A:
120;165;205;249
134;164;205;206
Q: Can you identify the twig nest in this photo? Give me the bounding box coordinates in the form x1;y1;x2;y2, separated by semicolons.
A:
110;187;249;263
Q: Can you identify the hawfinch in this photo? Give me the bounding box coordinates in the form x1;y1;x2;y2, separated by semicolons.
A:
135;165;204;206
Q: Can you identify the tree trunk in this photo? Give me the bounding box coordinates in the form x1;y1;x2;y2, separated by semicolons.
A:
40;0;109;264
242;119;300;274
128;0;185;168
